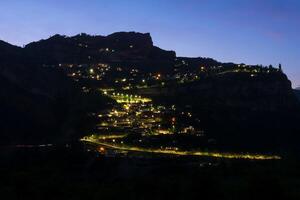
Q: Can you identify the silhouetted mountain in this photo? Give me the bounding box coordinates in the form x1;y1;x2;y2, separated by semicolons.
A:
0;41;110;144
0;40;21;56
25;32;176;72
176;57;221;70
1;31;299;149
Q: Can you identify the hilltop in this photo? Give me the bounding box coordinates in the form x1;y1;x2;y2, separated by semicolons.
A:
24;32;176;72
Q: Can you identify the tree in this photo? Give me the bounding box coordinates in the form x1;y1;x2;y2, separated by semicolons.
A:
269;64;273;69
279;63;282;71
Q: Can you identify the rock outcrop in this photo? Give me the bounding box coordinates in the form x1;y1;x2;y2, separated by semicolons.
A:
24;32;176;71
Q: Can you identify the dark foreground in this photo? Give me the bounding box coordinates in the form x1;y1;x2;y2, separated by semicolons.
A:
1;145;300;200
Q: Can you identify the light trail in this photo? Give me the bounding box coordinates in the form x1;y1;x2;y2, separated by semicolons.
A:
82;135;127;140
81;138;281;160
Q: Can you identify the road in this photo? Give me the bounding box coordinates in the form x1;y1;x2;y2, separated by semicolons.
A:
81;138;281;160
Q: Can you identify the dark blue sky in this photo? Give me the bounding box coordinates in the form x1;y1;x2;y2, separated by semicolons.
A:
1;0;299;87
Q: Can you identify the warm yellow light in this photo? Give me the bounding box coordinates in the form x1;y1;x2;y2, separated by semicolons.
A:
81;137;282;160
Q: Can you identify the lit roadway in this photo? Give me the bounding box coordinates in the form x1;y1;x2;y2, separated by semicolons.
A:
81;137;281;160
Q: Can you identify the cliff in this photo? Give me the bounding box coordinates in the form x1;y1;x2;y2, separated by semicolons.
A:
24;32;176;71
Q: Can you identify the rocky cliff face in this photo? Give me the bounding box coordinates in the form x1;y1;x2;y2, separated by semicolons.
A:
138;72;298;111
24;32;176;71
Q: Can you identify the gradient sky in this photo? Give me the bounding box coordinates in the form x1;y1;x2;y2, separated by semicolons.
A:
0;0;299;87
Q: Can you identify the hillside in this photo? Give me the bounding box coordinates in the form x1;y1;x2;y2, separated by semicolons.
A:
1;31;299;149
0;41;110;144
25;32;176;72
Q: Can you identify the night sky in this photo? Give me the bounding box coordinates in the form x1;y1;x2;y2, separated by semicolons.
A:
1;0;299;87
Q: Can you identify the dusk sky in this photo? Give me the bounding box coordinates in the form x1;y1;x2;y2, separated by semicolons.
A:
0;0;299;87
